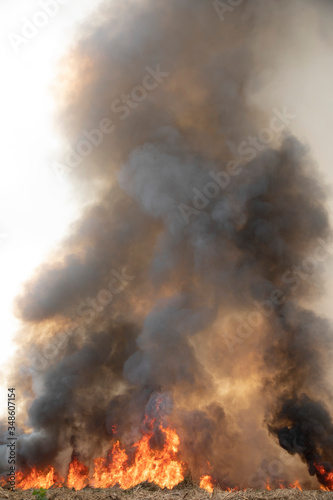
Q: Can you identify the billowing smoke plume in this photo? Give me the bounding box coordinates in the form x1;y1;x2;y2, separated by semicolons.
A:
1;0;333;489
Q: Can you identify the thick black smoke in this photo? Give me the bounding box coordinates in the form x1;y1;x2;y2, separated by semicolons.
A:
1;0;333;488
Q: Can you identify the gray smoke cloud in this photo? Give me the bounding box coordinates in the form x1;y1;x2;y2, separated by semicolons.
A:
1;0;333;489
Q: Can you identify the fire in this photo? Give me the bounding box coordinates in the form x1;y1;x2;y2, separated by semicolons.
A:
315;463;333;490
0;422;327;493
15;466;63;490
290;480;302;490
264;480;302;491
93;425;184;489
0;423;184;491
200;475;214;493
67;456;89;490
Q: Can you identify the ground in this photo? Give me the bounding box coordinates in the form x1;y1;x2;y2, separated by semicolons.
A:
0;485;332;500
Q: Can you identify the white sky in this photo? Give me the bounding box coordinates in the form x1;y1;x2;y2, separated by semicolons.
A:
0;0;105;414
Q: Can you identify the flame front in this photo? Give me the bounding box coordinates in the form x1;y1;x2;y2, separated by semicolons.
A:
67;456;89;490
200;475;214;493
15;467;63;490
1;427;327;491
1;423;184;491
93;425;184;489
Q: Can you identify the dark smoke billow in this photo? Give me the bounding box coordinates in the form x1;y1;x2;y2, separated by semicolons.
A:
2;0;333;489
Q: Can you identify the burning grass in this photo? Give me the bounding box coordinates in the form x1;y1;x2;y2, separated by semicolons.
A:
0;484;333;500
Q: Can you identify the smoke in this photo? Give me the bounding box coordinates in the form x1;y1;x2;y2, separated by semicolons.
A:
2;0;333;488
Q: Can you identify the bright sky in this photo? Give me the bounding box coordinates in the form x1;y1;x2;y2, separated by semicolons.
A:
0;0;104;412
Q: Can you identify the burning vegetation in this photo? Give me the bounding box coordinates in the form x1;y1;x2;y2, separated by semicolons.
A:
2;0;333;495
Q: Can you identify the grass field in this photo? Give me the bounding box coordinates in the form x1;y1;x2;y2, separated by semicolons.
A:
0;485;331;500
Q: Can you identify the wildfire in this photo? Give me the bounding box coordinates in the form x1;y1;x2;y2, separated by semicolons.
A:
200;475;214;493
264;480;302;491
67;456;89;490
290;480;302;490
0;421;185;491
315;464;333;490
93;425;184;489
15;466;63;490
1;428;329;492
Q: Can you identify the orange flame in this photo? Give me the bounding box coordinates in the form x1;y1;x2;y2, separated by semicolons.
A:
15;466;63;490
265;479;302;491
93;425;184;489
67;456;89;490
0;424;320;493
290;480;302;490
315;464;333;490
0;424;184;491
200;475;214;493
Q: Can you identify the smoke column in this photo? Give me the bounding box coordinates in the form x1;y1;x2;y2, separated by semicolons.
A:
1;0;333;489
